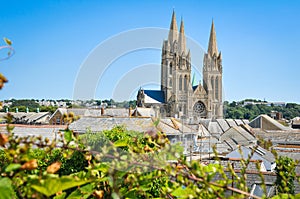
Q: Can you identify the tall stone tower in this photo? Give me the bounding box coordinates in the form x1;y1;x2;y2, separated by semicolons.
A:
203;20;223;119
137;12;223;120
161;11;192;117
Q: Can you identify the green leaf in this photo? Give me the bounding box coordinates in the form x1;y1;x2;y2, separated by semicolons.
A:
31;176;91;197
53;192;66;199
0;177;15;199
3;37;12;46
5;163;21;172
96;163;109;173
64;130;73;143
113;139;128;147
171;186;194;197
67;184;94;199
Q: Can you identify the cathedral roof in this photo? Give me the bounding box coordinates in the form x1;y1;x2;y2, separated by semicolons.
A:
144;90;165;103
192;85;198;91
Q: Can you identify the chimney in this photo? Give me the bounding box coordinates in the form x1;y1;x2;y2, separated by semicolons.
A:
101;107;104;115
36;107;40;113
129;106;132;117
26;107;29;113
15;108;18;113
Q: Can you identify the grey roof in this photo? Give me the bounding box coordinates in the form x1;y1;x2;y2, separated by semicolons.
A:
254;129;300;145
242;119;250;124
85;109;102;117
216;119;230;132
102;108;129;117
235;119;244;126
220;125;257;150
0;112;51;124
207;121;223;138
0;125;64;142
226;146;275;171
249;114;289;131
226;119;237;127
217;158;266;172
131;107;155;117
69;117;197;136
199;119;250;139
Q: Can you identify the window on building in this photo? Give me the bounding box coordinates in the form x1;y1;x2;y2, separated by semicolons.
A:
179;75;182;90
184;75;188;90
183;104;186;114
169;63;172;75
215;76;219;100
169;78;172;87
211;76;214;99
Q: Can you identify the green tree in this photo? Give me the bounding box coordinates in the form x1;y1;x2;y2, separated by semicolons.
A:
275;156;297;195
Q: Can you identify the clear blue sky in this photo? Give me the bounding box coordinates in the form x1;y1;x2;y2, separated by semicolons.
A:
1;0;300;103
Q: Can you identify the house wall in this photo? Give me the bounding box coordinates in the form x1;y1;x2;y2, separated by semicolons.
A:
49;111;64;125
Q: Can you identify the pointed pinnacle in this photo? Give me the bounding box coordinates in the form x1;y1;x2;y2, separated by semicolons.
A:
208;20;218;56
168;10;178;42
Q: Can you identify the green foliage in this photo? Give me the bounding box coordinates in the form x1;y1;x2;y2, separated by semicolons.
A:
275;156;297;194
0;177;15;199
0;117;299;198
31;176;91;197
224;100;300;120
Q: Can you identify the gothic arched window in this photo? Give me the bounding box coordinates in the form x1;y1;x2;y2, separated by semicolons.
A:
169;63;172;75
211;76;214;99
179;75;182;90
169;78;172;87
184;75;188;90
215;77;219;100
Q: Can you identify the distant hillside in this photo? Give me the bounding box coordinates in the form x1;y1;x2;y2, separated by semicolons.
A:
224;100;300;120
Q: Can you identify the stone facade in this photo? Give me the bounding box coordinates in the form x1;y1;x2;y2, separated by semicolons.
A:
137;11;223;120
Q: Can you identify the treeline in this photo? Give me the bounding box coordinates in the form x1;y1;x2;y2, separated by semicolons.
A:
224;101;300;120
0;99;137;113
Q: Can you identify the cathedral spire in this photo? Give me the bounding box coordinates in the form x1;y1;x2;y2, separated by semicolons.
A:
207;20;218;57
178;18;186;54
168;10;178;43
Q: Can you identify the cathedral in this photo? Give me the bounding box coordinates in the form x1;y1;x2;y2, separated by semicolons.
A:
137;11;223;120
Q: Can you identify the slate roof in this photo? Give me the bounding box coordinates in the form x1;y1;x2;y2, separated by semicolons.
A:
198;118;250;138
0;112;51;124
143;90;165;103
131;107;155;117
192;85;198;91
0;124;64;142
102;108;129;117
254;129;300;145
69;117;197;136
217;158;267;172
220;125;257;150
226;146;275;171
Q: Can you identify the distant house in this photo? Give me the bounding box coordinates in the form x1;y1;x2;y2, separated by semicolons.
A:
49;108;89;125
292;117;300;129
249;114;289;131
